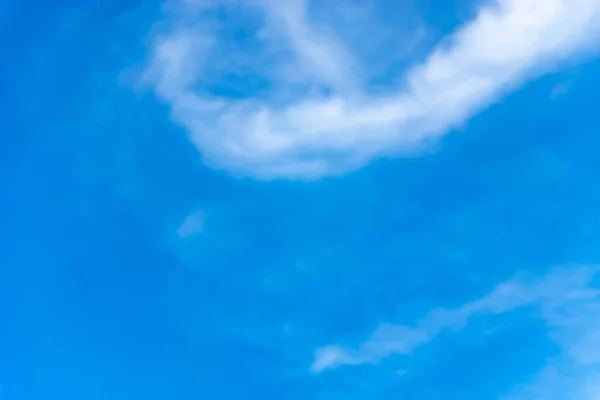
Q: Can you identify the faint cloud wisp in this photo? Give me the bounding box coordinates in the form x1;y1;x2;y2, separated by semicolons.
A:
177;210;205;239
311;266;600;399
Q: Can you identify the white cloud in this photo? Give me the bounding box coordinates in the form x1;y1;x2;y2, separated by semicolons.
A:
311;266;600;372
143;0;600;179
310;265;600;398
258;0;360;93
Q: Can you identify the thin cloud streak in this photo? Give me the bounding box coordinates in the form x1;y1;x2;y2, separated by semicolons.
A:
310;265;600;400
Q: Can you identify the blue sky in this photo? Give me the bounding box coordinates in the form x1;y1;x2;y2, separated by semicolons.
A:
2;0;600;399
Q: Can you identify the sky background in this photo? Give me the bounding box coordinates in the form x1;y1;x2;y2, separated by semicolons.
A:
2;0;600;399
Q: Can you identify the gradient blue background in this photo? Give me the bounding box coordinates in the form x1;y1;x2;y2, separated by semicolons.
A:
2;1;600;399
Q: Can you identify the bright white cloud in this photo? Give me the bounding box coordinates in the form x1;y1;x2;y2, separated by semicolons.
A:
143;0;600;179
311;265;600;398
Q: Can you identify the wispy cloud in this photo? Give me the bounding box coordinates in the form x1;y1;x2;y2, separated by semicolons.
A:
142;0;600;179
259;0;360;93
177;210;205;239
311;265;600;398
